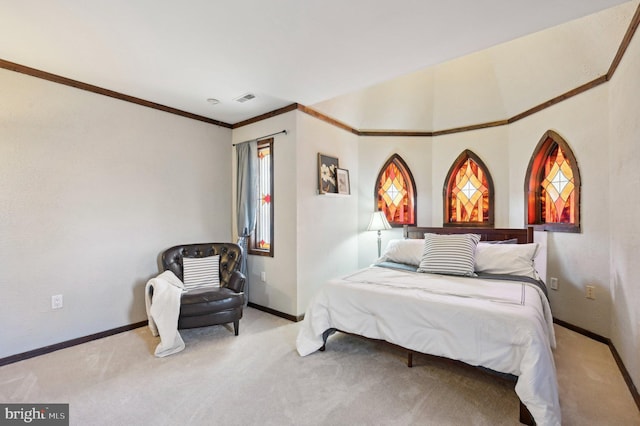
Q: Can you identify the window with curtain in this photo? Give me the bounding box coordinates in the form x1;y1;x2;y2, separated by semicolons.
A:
444;150;494;227
375;154;416;226
249;138;274;256
525;130;580;233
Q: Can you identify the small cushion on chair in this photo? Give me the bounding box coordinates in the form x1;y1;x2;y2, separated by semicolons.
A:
180;287;244;317
182;255;220;291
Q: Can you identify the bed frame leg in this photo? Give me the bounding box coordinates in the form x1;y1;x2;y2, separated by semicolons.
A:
407;352;413;368
319;328;336;353
519;400;535;425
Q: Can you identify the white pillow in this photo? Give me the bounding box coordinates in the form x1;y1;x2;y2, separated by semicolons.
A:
376;239;424;266
417;233;480;276
182;255;220;291
474;242;540;279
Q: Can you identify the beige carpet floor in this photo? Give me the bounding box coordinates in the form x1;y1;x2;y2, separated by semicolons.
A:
1;307;638;425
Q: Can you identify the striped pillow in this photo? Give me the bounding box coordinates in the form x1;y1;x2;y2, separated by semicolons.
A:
417;233;481;276
182;255;220;291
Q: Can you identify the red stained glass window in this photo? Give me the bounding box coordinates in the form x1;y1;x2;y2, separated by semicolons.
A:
375;154;416;226
526;130;580;232
249;138;274;256
444;150;494;226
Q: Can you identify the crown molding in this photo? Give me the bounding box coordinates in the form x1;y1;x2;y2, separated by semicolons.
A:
2;3;638;135
232;103;299;128
607;3;640;80
262;3;640;138
0;58;233;129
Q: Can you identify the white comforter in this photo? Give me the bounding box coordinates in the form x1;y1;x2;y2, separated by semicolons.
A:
296;266;560;426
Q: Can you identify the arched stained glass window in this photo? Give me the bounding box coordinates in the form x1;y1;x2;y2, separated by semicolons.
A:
444;150;494;227
375;154;416;226
525;130;580;233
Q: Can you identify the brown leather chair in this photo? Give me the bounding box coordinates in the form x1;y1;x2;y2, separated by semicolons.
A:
160;242;246;335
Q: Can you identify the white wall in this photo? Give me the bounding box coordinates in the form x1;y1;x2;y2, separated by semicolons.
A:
508;85;612;337
296;112;360;314
231;112;298;315
355;84;613;338
432;127;511;227
230;110;360;317
234;91;615;336
609;25;640;388
0;69;232;359
357;136;432;267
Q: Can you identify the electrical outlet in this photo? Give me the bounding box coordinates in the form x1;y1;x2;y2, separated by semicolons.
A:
51;294;63;309
550;277;558;290
260;272;266;282
586;285;595;300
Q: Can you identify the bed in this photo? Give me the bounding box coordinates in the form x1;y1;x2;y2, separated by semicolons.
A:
296;226;560;426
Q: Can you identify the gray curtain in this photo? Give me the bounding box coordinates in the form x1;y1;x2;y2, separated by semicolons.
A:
235;140;258;305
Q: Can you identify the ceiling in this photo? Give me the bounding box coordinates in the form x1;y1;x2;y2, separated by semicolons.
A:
0;0;635;128
314;1;638;132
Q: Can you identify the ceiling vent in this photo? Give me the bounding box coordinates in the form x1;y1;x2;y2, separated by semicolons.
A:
234;93;256;103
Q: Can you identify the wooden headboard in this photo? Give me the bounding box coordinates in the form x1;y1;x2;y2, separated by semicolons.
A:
403;226;533;244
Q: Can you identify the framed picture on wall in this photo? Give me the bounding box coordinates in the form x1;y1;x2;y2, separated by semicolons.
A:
336;168;350;194
318;153;339;194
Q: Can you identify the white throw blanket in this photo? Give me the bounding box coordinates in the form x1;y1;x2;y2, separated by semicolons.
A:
144;270;185;357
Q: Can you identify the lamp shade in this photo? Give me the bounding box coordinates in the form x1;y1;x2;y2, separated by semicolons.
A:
367;211;392;232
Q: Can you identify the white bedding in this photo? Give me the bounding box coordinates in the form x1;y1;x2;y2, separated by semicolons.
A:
296;266;560;426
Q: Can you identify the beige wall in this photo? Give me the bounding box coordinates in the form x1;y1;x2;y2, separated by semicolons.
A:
355;85;612;338
0;69;232;359
296;112;360;314
231;112;298;315
609;23;640;388
357;136;432;266
508;85;612;337
230;110;360;316
431;127;511;228
267;73;621;343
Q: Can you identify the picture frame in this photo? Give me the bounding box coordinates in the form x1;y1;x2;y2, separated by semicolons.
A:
318;153;339;194
336;168;350;194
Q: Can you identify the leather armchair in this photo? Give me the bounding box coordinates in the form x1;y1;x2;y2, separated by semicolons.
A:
161;242;246;335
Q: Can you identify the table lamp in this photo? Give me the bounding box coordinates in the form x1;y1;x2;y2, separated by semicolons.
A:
367;211;392;257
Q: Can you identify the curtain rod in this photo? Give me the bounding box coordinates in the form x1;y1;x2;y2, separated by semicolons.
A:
233;129;287;146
